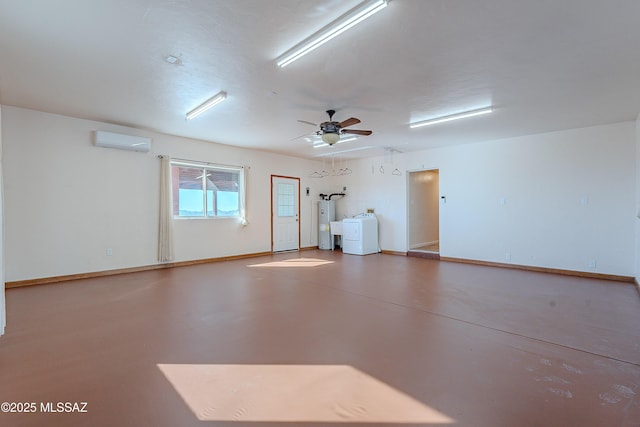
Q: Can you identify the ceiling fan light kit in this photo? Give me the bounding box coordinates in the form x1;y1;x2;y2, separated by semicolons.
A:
309;135;358;148
276;0;388;68
321;132;341;145
410;107;493;129
185;91;227;120
304;109;373;146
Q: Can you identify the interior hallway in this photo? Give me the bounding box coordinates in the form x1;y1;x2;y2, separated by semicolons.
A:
0;251;638;426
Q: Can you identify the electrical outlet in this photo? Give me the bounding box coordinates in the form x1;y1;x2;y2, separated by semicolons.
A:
505;252;511;261
588;260;596;269
106;248;113;256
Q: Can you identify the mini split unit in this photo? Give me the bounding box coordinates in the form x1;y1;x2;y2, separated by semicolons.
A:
93;130;151;152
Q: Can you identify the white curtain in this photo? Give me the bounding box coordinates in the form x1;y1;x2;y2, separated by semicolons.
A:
240;165;249;226
0;109;5;336
158;155;174;262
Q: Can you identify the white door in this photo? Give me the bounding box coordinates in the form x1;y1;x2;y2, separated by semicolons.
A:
272;176;299;252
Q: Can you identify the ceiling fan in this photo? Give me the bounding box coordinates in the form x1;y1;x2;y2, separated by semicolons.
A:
298;110;372;146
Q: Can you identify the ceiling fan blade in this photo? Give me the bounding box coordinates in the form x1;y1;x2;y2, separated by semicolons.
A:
342;129;372;136
338;117;360;128
297;120;317;126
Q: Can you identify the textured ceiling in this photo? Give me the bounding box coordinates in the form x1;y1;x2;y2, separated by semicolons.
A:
1;0;639;159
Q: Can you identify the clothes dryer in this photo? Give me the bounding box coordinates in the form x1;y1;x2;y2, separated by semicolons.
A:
342;214;378;255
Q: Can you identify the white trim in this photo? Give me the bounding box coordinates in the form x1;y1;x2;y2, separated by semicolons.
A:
170;159;243;171
171;160;244;219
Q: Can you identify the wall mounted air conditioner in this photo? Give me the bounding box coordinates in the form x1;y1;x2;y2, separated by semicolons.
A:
93;130;151;152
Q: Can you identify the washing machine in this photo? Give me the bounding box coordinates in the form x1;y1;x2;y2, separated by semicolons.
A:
342;214;378;255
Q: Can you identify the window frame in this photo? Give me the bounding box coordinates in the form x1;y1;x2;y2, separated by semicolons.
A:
170;160;244;220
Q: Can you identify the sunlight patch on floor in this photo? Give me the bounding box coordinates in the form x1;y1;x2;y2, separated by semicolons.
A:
157;364;454;423
248;258;334;268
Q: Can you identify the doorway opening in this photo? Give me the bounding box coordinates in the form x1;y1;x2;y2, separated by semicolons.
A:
407;169;440;258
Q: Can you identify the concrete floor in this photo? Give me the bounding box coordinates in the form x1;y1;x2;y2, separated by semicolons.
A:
0;251;638;426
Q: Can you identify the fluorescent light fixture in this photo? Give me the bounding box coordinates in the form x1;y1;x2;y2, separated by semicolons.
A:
186;91;227;120
410;107;493;129
276;0;388;68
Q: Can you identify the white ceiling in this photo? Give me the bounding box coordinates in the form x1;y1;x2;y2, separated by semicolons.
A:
1;0;639;159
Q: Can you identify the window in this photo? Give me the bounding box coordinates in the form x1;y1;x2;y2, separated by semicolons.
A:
277;182;295;217
171;161;242;218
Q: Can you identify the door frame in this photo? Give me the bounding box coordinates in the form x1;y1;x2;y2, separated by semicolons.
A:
271;175;301;253
406;168;440;252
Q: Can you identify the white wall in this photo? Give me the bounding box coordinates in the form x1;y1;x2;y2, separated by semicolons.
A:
2;106;637;281
2;106;328;282
331;156;408;251
331;122;636;277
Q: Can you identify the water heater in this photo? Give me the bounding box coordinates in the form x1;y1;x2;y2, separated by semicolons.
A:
318;200;335;250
